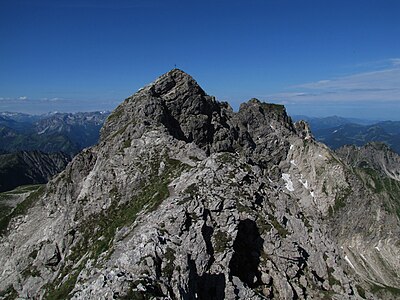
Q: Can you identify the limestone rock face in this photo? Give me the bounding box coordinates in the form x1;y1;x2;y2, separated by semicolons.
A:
334;143;400;289
0;69;399;299
336;142;400;180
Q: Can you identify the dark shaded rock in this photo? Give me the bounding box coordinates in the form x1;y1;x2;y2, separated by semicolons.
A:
0;150;69;192
229;219;263;288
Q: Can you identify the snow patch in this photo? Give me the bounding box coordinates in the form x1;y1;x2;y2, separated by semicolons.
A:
37;127;49;135
345;255;355;269
299;177;308;189
282;173;294;192
290;144;294;150
333;129;338;133
375;246;380;252
310;191;314;197
290;160;297;167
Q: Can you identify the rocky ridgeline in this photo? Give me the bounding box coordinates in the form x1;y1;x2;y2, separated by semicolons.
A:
0;69;399;299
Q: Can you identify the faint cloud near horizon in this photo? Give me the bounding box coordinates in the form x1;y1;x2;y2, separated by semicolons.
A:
0;96;119;114
390;58;400;66
40;97;64;102
0;96;28;101
45;0;165;9
268;58;400;104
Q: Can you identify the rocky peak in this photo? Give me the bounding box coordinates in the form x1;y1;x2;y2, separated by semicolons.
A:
100;69;220;149
149;68;206;98
237;98;294;133
101;69;298;160
3;70;399;299
294;120;314;140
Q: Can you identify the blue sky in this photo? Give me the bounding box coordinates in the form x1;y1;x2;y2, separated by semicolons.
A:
0;0;399;119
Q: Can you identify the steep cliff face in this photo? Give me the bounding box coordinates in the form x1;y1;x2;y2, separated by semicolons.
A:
334;143;400;291
336;142;400;180
0;69;399;299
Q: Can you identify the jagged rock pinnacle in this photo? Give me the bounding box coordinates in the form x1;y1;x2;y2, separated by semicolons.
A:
148;68;206;98
101;70;297;156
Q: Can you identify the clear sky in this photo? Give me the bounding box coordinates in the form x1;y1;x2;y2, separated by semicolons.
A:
1;0;399;120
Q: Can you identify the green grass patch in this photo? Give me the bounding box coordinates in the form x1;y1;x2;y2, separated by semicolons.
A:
22;265;40;278
356;285;366;299
327;266;340;287
0;184;44;219
110;123;130;139
268;214;288;238
362;168;384;192
162;247;176;278
122;138;131;149
0;202;12;220
0;285;18;300
44;263;84;300
213;230;232;253
218;152;235;164
357;167;400;219
0;185;45;236
332;186;352;213
322;181;328;196
106;107;123;122
261;102;285;114
184;183;198;197
370;283;400;297
256;217;272;234
44;157;188;299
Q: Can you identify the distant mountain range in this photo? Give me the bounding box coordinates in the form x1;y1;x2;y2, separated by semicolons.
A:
0;112;42;124
292;115;400;154
0;111;109;192
0;111;109;157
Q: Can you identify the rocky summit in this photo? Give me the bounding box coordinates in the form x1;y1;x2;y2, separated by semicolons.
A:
1;69;400;299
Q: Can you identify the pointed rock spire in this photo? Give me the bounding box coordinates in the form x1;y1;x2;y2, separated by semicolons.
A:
148;68;206;99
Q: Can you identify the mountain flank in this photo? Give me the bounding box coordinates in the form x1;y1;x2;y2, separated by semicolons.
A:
0;150;69;192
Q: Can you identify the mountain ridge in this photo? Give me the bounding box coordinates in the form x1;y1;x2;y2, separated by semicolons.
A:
292;115;400;154
0;69;399;299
